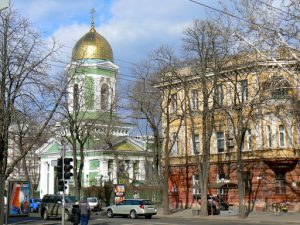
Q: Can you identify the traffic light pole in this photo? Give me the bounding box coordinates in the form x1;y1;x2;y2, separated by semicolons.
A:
61;140;65;225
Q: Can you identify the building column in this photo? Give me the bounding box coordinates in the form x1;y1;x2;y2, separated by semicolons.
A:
39;161;49;198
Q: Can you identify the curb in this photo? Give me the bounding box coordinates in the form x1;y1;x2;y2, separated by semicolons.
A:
156;210;300;224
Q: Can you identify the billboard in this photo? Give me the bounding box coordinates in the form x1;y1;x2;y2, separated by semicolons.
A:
8;181;30;216
114;184;125;204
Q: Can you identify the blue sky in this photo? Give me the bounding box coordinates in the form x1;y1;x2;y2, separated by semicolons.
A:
12;0;218;76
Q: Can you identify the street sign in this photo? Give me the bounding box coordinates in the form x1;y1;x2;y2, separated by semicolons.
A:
0;0;10;10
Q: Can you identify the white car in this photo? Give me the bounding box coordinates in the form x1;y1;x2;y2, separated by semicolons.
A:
106;199;157;219
87;197;102;211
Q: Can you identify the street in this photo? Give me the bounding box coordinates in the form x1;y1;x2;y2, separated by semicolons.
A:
5;211;298;225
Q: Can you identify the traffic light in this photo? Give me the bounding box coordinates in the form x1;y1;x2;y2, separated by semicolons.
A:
58;180;67;192
64;158;73;180
56;157;63;180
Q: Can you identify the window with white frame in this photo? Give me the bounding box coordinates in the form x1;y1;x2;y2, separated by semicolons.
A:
191;133;200;154
217;131;225;153
279;125;285;147
215;83;224;106
275;171;286;194
190;90;199;110
171;132;178;156
192;174;201;196
170;93;177;113
247;129;252;150
266;125;272;148
239;79;248;102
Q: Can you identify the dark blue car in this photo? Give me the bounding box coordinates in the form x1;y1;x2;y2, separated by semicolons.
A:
29;198;41;213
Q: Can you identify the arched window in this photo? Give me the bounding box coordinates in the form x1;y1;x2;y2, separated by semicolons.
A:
270;76;291;98
101;83;109;110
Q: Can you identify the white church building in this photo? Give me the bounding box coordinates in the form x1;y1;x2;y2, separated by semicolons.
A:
38;17;152;198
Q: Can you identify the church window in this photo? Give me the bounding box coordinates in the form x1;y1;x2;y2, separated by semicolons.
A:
101;83;110;110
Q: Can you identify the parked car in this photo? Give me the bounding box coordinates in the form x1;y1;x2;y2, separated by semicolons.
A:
29;198;41;212
40;194;76;221
106;199;157;219
87;197;102;211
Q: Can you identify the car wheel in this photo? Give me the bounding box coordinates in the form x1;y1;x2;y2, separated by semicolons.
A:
145;215;152;219
43;210;49;220
107;209;114;218
129;210;137;219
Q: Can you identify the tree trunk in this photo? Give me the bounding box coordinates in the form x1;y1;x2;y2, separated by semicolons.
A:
0;174;5;225
237;167;246;218
163;166;170;215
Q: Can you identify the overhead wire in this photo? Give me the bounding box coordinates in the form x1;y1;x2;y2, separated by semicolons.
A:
250;0;293;18
186;0;300;41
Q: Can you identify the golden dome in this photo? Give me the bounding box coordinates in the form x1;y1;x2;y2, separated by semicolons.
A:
72;27;113;61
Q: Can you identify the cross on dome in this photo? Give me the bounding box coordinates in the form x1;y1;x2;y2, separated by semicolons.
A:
90;8;96;29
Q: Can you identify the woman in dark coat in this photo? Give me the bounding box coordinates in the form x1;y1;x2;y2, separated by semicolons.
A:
71;202;81;225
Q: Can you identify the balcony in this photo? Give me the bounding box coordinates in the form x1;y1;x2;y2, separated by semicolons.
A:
210;148;300;163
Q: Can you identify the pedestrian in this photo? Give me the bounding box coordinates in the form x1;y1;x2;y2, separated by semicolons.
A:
71;202;80;225
79;198;90;225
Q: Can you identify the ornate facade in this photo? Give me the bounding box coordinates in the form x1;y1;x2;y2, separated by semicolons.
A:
158;59;300;211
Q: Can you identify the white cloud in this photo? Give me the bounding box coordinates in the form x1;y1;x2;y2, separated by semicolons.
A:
14;0;214;67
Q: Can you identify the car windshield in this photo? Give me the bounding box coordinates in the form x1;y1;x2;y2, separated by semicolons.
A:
142;200;153;205
65;196;76;203
87;198;97;203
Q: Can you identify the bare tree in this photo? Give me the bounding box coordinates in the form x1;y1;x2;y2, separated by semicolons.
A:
182;19;231;216
0;9;64;225
128;46;187;215
127;59;162;185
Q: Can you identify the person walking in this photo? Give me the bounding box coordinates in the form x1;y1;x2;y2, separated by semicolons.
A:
71;202;81;225
79;198;90;225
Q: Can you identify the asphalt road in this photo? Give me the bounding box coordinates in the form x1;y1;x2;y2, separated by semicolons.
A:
6;212;296;225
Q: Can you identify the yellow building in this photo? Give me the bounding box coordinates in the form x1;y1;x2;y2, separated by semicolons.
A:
158;58;300;211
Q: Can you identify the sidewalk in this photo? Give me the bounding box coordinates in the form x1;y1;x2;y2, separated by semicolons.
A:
157;208;300;224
